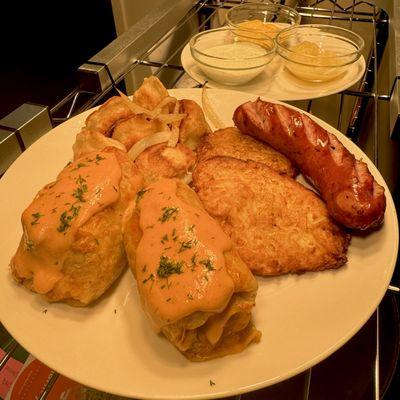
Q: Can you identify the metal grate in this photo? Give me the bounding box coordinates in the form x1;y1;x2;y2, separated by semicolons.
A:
1;1;399;399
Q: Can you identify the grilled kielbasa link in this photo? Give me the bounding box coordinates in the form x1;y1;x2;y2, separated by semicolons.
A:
233;99;386;230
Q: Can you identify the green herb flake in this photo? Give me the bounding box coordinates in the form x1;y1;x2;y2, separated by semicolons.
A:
161;234;169;244
159;207;179;223
142;265;147;273
157;255;184;279
95;154;106;164
178;240;193;253
136;188;150;203
200;259;215;271
209;380;215;387
72;162;87;171
57;204;81;233
31;212;44;226
73;175;88;202
142;273;155;284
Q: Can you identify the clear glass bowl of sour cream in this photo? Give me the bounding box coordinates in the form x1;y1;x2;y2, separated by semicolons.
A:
276;24;364;82
189;27;275;86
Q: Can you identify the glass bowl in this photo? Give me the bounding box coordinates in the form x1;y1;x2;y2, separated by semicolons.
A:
189;27;276;86
226;2;301;39
276;24;364;82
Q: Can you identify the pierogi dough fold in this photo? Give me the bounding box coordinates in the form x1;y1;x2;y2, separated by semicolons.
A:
11;148;143;306
123;178;260;361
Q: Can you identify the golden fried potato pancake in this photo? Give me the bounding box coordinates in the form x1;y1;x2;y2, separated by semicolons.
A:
11;148;143;306
135;143;196;185
179;99;211;148
192;157;350;276
197;127;296;177
85;97;133;136
111;114;168;150
123;178;260;361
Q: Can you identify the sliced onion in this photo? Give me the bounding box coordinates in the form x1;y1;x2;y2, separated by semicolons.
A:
128;131;171;161
152;96;177;117
116;88;151;115
201;85;225;130
157;113;186;124
167;99;181;148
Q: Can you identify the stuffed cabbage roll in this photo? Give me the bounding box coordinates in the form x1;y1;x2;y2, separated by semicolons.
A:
123;178;260;361
11;147;142;306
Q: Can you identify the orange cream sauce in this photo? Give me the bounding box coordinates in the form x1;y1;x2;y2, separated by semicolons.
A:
135;179;235;331
12;151;122;293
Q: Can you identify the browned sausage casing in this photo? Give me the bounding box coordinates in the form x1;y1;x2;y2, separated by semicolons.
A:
233;99;386;230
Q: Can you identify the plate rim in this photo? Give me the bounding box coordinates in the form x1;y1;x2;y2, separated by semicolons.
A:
0;87;397;399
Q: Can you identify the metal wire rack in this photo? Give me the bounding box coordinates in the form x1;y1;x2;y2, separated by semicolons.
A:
1;1;399;399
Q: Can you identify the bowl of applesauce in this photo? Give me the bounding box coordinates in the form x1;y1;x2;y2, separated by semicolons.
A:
276;24;364;82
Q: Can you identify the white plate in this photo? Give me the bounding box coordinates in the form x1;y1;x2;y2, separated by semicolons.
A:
181;42;366;101
0;89;397;400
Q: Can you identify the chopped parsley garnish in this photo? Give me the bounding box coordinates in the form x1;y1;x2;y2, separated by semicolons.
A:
159;207;179;223
187;224;195;233
95;154;105;164
31;212;44;226
57;204;81;233
142;265;147;273
178;240;193;253
157;255;184;279
200;259;215;271
161;234;169;244
142;273;155;284
72;162;87;171
172;228;178;241
209;380;215;386
73;175;88;202
136;188;150;203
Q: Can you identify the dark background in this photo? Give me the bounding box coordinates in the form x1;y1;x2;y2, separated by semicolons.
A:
0;0;117;119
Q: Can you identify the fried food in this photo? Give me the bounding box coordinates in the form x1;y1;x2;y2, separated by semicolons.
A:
197;127;296;177
85;97;133;136
234;99;386;230
123;178;260;361
111;114;168;150
11;148;143;306
178;99;211;148
132;76;169;110
192;157;350;276
73;128;127;159
135;143;196;185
